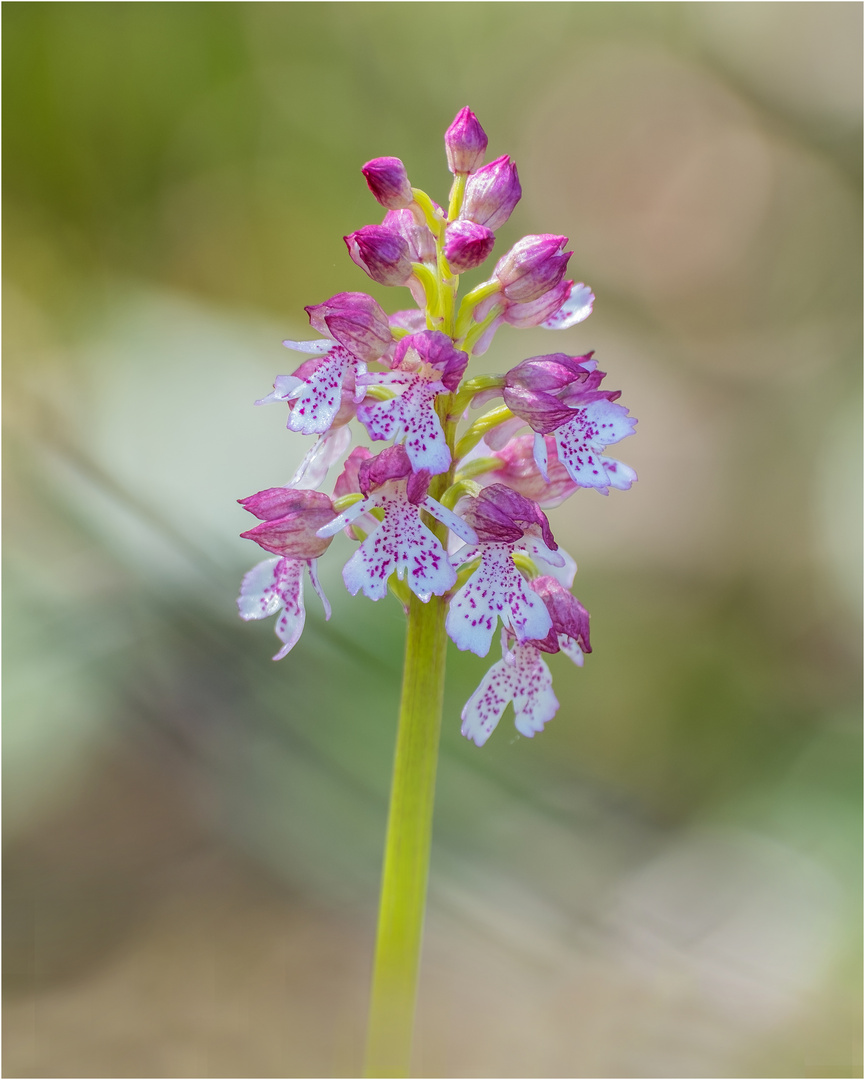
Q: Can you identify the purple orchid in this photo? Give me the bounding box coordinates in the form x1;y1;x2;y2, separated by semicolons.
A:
503;353;637;493
318;446;476;603
445;485;564;657
240;105;637;750
357;331;468;475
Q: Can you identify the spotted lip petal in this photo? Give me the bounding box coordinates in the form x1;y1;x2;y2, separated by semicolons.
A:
237;556;330;661
341;482;456;602
552;399;638;493
460;638;559;746
460;484;558;551
446;543;553;657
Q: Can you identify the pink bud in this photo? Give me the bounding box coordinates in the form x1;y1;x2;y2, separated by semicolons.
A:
239;488;335;559
362;156;415;210
444;107;488;175
382;208;437;263
443;220;496;273
462;155;521;230
344;225;414;287
494;235;572;303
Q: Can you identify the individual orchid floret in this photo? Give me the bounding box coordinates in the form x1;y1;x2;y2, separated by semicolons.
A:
345;224;414;287
304;291;393;364
238;556;331;661
460;631;559;747
357;331;469;475
239;487;336;559
445;107;488;175
493;234;572;303
446;484;564;657
318;446;477;604
461;154;521;230
362;157;415;211
443;220;496;273
529;576;591;664
502;353;638;494
258;341;367;437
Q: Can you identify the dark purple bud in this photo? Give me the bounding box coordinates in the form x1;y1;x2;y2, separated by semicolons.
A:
362;156;415;210
305;292;393;363
530;576;591;655
239;488;335;559
462;155;521;230
443;220;496;273
494;235;572;303
344;225;413;286
382;208;437;263
445;107;488;175
392;330;469;391
461;484;557;550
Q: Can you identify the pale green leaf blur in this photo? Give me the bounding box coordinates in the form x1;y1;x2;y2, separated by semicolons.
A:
4;4;861;1077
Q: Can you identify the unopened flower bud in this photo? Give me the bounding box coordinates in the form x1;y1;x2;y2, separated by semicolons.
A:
239;488;336;559
383;208;436;263
362;156;415;210
462;155;521;230
445;107;488;175
344;225;413;286
494;235;572;303
443;220;495;273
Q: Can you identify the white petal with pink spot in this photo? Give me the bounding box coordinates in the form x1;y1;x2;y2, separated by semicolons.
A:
461;642;559;746
358;370;451;475
341;485;455;602
553;399;637;492
446;544;553;657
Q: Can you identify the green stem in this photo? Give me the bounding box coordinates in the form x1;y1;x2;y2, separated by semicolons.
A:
364;590;448;1078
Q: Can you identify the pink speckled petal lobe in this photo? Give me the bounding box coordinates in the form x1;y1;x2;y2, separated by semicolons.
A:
357;371;451;475
237;557;286;621
286;345;366;436
554;399;637;492
446;545;552;657
509;646;559;737
342;487;456;602
461;643;559;746
272;560;307;660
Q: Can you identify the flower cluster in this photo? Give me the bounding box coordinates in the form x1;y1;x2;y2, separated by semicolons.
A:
238;107;636;746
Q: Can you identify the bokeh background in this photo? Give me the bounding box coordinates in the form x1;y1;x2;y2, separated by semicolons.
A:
4;4;862;1077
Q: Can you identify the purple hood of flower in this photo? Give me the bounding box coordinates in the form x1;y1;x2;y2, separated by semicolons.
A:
460;483;557;550
502;352;620;434
304;292;393;364
494;234;572;303
357;445;431;504
391;330;469;391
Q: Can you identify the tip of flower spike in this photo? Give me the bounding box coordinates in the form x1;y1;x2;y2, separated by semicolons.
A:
445;107;488;175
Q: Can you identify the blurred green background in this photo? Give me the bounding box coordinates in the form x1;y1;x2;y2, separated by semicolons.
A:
4;3;861;1077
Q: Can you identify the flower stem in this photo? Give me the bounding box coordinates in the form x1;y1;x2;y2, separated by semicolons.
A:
364;590;448;1078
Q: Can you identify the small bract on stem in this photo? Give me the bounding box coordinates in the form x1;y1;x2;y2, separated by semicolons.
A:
236;107;637;1077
